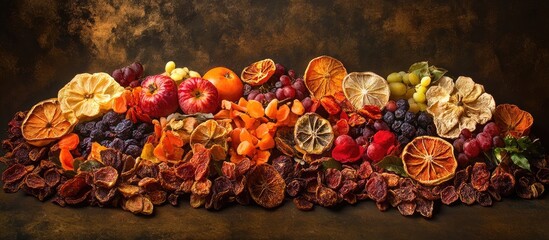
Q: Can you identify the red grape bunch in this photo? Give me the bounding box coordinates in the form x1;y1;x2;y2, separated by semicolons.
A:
112;62;144;87
453;122;503;166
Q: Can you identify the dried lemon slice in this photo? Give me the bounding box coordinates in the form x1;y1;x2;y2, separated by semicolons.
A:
294;113;334;155
190;119;230;160
342;72;390;110
21;98;76;147
58;72;125;122
401;136;457;186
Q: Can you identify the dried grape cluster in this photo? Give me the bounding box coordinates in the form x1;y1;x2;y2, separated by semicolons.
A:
75;111;154;158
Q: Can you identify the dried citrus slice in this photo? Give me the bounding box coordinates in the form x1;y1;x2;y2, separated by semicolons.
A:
241;59;276;86
401;136;457;186
58;72;125;122
493;104;533;138
294;113;334;155
247;164;286;208
303;56;347;99
342;72;390;110
190;119;230;160
21;98;76;147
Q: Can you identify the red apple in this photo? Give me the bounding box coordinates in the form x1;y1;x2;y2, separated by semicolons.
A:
139;74;179;118
178;77;220;114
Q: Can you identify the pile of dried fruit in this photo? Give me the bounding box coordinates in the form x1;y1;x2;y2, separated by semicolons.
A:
1;57;547;218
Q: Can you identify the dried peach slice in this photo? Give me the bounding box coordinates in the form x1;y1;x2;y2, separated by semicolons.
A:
304;56;347;99
247;164;286;208
401;136;457;186
21;98;76;147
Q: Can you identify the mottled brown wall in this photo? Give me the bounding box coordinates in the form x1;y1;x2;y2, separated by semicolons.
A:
1;0;548;146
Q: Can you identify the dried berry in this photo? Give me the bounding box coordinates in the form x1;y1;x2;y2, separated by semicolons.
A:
440;186;459;205
536;168;549;184
2;163;28;184
453;166;471;188
415;197;434;218
174;162;195;180
168;193;179;206
43;168;61;187
93;166;119;189
471;162;490;192
357;161;373;179
160;169;183;192
272;155;295;181
458;183;477;205
94;186;117;204
286;179;304;197
118;184;140;198
397;201;416;216
316;186;338;207
366;173;388;203
476;191;493;207
191;178;212;196
325;168;342;189
490;166;515;196
148;190;168;205
58;176;92;205
293;196;314;211
221;161;236;180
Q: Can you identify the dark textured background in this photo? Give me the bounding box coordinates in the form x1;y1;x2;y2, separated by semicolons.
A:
0;0;548;239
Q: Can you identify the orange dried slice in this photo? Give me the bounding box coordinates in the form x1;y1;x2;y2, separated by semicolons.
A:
190;120;230;160
303;56;347;99
342;72;390;110
247;164;286;208
401;136;457;186
21;98;76;147
493;104;533;138
294;113;334;155
241;59;276;86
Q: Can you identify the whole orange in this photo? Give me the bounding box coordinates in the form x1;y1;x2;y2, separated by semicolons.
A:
203;67;243;102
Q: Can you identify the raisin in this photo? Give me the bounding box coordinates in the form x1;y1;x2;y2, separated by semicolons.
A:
415;197;434;218
325;168;342;189
398;178;415;189
366;173;388;203
168;193;179;206
28;147;47;162
190;193;206;208
397;201;416;216
316;186;338;207
356;193;369;201
440;185;459;205
3;179;23;193
393;186;415;202
476;191;493;207
487;186;502;201
458;183;477;205
232;176;247;196
178;179;194;194
236;158;252;176
471;162;490;192
293;196;314;211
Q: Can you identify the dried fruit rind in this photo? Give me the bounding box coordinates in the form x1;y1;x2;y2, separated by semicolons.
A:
401;136;457;186
342;72;390;110
426;76;495;139
294;113;334;155
21;98;76;147
58;72;125;122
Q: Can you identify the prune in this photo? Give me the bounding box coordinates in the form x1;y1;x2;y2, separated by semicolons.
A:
44;168;61;187
458;183;477;205
366;173;388;202
168;193;179;206
2;163;28;184
25;173;46;189
397;201;416;216
325;168;342;189
471;162;490;192
476;191;493;207
440;186;459;205
316;186;338;207
293;196;314;211
415;197;434;218
93;166;119;189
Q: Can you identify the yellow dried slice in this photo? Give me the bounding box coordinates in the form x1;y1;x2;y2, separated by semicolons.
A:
342;72;390;110
22;98;76;147
190;119;230;160
401;136;457;186
58;72;125;122
294;113;334;155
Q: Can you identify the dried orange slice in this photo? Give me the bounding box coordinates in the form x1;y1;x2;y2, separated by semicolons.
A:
247;164;286;208
294;113;334;155
342;72;390;110
22;98;76;147
304;56;347;99
190;119;230;160
401;136;457;186
58;72;125;122
241;59;276;86
493;104;533;138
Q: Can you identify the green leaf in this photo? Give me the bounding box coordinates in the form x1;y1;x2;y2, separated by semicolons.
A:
78;159;104;172
429;65;447;82
517;136;532;150
504;136;517;147
510;154;531;171
375;156;408;177
409;62;430;79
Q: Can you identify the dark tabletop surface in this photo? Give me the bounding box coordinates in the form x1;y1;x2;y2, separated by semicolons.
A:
0;0;548;239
